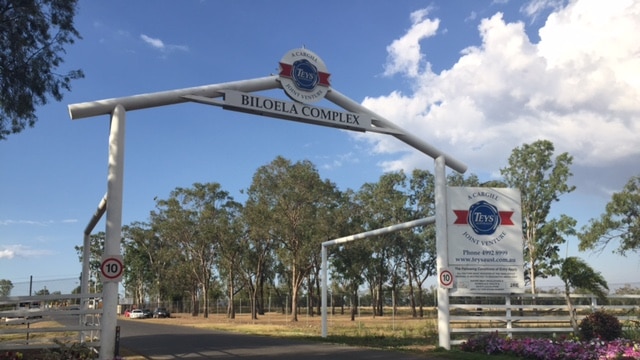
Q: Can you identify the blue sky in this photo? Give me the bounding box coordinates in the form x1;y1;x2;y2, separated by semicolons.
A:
1;0;639;294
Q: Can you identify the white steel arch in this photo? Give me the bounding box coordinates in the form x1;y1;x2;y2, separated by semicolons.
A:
68;58;466;360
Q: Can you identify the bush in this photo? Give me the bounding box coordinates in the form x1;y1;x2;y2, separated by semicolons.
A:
579;310;622;341
459;331;504;354
0;352;23;360
42;341;96;360
461;333;640;359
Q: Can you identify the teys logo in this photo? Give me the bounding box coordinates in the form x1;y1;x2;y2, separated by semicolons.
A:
453;200;514;236
279;48;330;104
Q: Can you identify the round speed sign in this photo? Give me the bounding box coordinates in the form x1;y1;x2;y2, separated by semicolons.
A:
100;255;124;282
439;269;454;288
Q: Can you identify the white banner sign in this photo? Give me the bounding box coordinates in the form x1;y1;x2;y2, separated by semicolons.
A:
222;90;371;132
447;187;525;293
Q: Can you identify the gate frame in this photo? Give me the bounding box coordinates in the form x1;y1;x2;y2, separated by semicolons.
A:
69;69;466;359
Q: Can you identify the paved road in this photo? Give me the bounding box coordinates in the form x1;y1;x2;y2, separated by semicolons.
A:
117;318;434;359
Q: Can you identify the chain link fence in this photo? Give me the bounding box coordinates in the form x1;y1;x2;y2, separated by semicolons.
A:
2;277;80;297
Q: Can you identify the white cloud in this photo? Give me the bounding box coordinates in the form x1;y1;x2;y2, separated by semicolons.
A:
0;248;14;259
140;34;164;49
0;245;54;259
0;219;50;226
320;152;360;170
384;8;440;77
521;0;567;21
140;34;189;53
0;219;77;226
359;0;640;198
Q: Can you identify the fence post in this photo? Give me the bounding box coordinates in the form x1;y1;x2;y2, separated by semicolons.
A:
506;295;512;338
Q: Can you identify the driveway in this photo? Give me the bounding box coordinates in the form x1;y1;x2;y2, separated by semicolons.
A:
117;318;436;359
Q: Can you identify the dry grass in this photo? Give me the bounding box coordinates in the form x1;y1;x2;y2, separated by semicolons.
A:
143;310;441;353
0;319;79;342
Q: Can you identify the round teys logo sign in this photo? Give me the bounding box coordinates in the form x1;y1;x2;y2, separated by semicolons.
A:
467;200;501;235
279;48;330;104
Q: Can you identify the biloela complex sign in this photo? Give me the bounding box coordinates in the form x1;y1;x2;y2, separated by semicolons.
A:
219;48;371;132
447;187;525;293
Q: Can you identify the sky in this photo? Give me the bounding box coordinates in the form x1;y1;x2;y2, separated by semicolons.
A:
1;0;639;295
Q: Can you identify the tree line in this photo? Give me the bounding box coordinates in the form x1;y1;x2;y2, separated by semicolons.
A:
73;140;639;321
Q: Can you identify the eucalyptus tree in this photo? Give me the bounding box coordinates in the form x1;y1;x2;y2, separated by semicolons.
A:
500;140;576;294
447;172;481;187
215;204;247;319
122;222;178;307
237;224;277;319
0;0;84;140
405;169;437;317
227;232;254;319
74;232;106;293
243;188;280;319
308;182;347;316
357;171;410;316
331;240;370;320
329;188;369;321
244;156;339;321
578;175;640;255
120;231;150;305
0;279;13;297
151;182;240;318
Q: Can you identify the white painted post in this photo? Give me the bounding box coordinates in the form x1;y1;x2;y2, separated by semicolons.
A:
435;155;451;349
506;295;513;338
100;104;126;360
321;245;328;337
80;233;90;343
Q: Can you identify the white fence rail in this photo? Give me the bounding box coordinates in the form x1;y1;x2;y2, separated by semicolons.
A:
448;293;640;344
0;293;103;351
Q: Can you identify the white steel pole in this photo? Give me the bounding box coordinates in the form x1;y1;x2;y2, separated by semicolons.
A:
80;233;90;343
100;104;126;360
321;245;328;337
435;155;451;349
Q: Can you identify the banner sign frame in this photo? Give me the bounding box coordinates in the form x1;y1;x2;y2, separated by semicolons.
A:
447;187;525;294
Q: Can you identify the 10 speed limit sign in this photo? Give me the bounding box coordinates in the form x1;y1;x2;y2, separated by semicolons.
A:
439;269;454;288
100;255;124;282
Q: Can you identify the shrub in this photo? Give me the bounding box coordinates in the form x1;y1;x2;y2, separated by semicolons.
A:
461;333;640;359
43;341;96;359
579;310;622;341
621;319;640;341
459;331;504;354
0;352;23;360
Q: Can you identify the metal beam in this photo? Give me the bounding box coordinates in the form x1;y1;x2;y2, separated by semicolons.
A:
68;76;281;120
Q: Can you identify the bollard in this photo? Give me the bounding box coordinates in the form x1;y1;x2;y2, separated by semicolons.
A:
115;325;120;357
